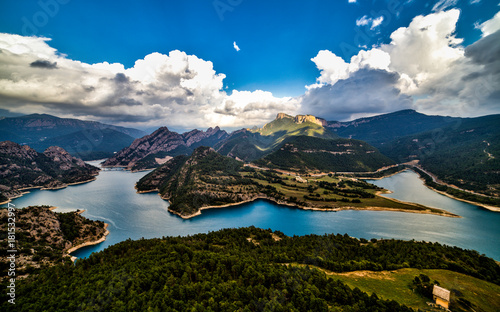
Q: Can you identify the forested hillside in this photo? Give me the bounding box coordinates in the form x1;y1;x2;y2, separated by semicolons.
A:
327;109;460;148
5;227;499;311
254;136;394;172
29;128;136;161
380;114;500;196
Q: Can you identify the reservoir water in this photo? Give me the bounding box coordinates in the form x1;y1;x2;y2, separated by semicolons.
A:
4;162;499;260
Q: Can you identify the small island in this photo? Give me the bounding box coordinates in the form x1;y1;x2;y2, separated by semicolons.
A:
136;146;458;218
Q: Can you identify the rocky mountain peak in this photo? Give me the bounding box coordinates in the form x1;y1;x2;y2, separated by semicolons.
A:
274;113;325;126
294;115;324;126
0;141;99;201
276;113;293;120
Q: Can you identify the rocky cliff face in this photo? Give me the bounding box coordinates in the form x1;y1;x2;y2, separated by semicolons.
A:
102;126;228;170
0;141;99;202
274;113;327;127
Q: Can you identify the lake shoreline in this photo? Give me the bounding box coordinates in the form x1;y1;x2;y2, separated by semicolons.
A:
165;194;459;220
0;176;98;205
66;223;110;261
408;169;500;212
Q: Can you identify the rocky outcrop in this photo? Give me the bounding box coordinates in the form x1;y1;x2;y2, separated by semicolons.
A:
275;113;326;127
294;114;324;126
102;126;228;170
0;141;99;202
275;113;293;120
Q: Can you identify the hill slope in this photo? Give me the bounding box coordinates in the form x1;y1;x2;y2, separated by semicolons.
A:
102;126;228;170
136;146;252;216
5;227;499;311
254;136;394;172
380;114;500;196
0;141;99;202
0;206;107;279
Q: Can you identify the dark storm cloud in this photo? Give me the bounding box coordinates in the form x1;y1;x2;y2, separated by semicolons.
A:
465;30;500;67
30;60;57;69
114;73;130;83
301;69;413;121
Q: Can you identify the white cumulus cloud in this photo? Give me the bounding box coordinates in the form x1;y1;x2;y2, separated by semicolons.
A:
304;9;500;119
0;33;294;129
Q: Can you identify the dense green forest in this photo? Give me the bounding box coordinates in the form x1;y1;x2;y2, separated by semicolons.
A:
4;227;499;311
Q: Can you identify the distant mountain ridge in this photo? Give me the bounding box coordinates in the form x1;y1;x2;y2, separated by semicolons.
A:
30;128;136;161
0;113;146;140
0;141;99;202
324;109;461;147
4;110;497;198
0;114;146;160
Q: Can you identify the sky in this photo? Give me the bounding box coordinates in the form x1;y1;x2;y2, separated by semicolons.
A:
0;0;499;131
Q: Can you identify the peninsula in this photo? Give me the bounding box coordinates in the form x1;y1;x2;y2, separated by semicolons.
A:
0;141;100;203
136;146;458;218
0;206;108;280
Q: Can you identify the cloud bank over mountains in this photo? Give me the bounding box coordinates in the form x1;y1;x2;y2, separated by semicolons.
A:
0;9;499;128
303;9;500;120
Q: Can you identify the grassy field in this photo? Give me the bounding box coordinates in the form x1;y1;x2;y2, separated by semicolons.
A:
297;266;500;312
241;171;457;216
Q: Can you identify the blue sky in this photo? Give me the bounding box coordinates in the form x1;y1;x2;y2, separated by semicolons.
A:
0;0;499;130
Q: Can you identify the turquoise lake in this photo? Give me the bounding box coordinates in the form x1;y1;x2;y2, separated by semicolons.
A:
4;161;500;260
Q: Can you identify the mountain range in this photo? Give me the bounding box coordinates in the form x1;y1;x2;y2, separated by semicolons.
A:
1;109;498;197
102;126;229;170
0;114;146;160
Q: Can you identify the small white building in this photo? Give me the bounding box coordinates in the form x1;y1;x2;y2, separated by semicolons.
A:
433;285;450;309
